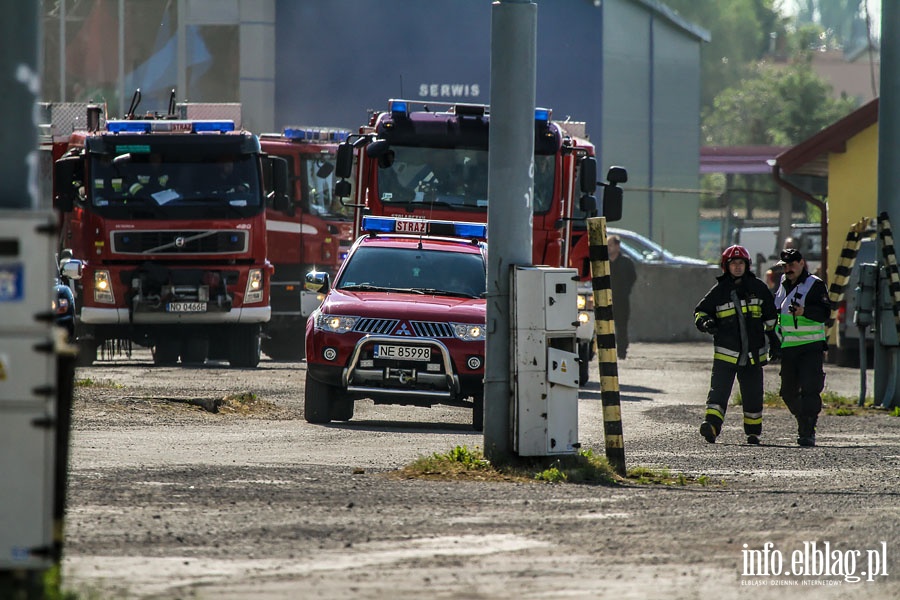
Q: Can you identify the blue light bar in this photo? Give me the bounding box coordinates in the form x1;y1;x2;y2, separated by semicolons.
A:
361;215;487;240
389;100;409;118
283;127;351;142
192;120;235;133
106;121;152;134
454;222;489;239
534;107;551;122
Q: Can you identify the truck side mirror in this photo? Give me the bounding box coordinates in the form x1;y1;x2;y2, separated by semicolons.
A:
606;165;628;185
334;179;352;199
578;157;597;195
602;185;623;222
305;270;331;294
335;142;354;179
270;156;292;215
53;155;83;213
578;194;598;216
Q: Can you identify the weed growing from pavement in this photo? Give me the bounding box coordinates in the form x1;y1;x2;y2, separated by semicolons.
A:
74;377;123;389
394;446;713;487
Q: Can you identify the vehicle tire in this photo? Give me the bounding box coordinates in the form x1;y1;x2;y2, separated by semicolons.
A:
261;328;306;361
152;338;180;366
228;325;261;368
75;338;98;367
305;373;334;424
472;395;484;432
330;396;355;421
181;336;209;365
578;341;591;387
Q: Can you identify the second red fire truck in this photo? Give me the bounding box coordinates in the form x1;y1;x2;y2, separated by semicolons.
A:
259;127;354;360
332;99;626;384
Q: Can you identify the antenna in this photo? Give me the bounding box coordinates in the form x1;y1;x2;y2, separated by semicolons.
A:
399;74;404;98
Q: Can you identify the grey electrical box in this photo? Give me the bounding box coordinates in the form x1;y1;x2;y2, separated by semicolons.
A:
511;266;580;456
0;211;58;570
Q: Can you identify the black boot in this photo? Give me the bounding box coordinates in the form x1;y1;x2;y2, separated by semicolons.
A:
797;417;817;447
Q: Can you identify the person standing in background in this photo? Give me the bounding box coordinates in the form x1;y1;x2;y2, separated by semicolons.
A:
608;234;637;360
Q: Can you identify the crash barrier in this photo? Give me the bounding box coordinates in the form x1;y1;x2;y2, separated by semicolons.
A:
628;262;719;343
826;218;871;332
586;217;626;476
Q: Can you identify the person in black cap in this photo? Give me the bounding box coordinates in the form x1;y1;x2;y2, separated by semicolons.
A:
772;247;831;446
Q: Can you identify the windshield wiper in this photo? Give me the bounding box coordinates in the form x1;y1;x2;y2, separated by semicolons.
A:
413;288;480;298
340;283;395;292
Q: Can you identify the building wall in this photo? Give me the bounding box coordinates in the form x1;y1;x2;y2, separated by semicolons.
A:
272;0;706;257
827;123;878;270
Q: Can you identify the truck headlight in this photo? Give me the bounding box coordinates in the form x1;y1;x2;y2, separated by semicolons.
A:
453;323;486;341
315;313;359;333
577;293;593;311
94;270;114;304
245;269;264;303
577;311;591;325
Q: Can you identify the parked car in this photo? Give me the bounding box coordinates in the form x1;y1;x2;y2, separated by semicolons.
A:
830;234;877;367
732;223;823;278
304;216;487;429
607;227;710;266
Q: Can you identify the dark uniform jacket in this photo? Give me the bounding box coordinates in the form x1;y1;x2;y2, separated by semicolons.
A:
694;271;778;366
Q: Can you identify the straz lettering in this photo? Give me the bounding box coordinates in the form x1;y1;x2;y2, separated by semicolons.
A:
395;220;428;234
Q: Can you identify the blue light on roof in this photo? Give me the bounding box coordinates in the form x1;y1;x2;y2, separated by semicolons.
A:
454;222;488;239
283;127;351;142
361;216;395;233
361;215;487;240
107;121;152;134
193;120;235;133
389;100;409;118
534;108;551;122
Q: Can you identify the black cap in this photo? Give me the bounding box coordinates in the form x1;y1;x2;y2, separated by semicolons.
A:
776;248;803;265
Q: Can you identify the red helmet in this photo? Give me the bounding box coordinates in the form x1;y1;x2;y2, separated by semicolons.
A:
721;245;751;271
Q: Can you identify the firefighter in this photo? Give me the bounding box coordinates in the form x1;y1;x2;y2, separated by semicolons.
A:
128;154;170;197
694;245;778;445
773;248;830;446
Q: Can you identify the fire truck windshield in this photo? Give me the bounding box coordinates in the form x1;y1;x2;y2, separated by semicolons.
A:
374;147;556;214
302;154;352;219
87;152;262;219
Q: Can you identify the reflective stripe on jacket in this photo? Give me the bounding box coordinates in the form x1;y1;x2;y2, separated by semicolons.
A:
774;272;827;348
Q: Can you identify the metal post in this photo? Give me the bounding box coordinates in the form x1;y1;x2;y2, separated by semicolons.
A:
484;0;536;461
586;217;626;476
875;2;900;408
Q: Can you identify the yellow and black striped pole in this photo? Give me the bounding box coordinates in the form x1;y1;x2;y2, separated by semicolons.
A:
827;218;871;331
586;217;626;476
877;212;900;332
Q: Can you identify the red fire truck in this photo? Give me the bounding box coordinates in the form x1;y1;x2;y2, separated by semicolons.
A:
332;99;626;383
258;127;354;360
49;95;290;368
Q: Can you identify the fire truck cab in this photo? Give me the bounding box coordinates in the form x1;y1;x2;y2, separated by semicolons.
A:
333;99;626;384
50;98;289;368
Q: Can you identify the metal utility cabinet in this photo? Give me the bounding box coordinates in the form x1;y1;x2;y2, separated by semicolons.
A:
511;266;580;456
0;212;58;570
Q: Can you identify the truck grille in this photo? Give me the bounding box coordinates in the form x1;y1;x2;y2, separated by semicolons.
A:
411;321;454;338
354;318;399;335
111;230;248;255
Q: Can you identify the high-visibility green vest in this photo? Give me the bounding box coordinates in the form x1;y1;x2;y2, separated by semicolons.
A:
774;275;826;348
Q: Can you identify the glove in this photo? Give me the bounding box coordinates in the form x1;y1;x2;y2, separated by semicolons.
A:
696;317;717;334
767;331;782;362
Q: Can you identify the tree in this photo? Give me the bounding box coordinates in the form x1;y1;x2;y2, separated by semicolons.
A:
701;61;857;146
664;0;785;110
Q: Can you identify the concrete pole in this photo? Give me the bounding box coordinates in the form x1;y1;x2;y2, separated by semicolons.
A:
484;0;536;461
0;3;40;209
875;2;900;408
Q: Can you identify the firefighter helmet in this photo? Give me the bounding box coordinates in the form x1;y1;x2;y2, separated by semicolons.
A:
720;245;751;271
